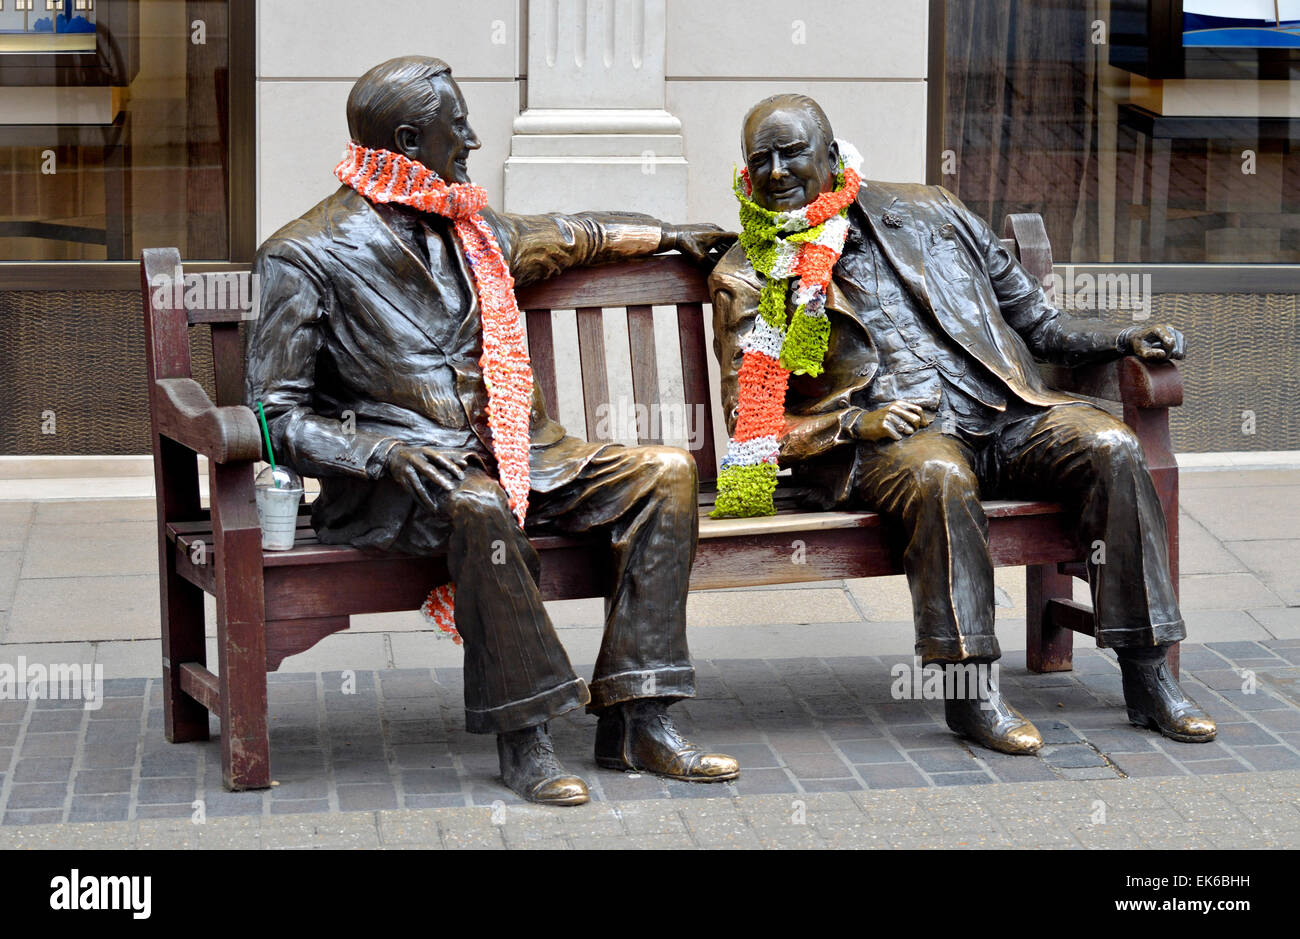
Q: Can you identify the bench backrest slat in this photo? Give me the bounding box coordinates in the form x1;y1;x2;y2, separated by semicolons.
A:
1002;213;1055;295
625;304;663;445
185;272;257;325
209;323;245;408
575;305;613;443
524;308;560;415
676;301;718;479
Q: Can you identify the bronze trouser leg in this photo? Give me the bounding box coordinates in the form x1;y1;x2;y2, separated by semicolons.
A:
528;444;699;710
852;428;1000;665
440;469;588;734
991;404;1185;648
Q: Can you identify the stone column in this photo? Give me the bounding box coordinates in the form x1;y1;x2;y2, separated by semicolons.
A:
504;0;687;220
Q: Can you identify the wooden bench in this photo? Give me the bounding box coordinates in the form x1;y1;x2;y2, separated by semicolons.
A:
140;213;1183;791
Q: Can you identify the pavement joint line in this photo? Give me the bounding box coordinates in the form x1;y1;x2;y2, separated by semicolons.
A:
0;503;36;644
0;698;26;822
317;670;341;815
63;697;89;823
126;679;149;823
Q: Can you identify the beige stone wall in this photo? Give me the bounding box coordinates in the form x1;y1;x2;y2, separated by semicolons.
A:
256;0;524;241
255;0;932;240
665;0;929;226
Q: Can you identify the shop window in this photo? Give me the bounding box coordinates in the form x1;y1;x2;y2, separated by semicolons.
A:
1;0;244;261
940;0;1299;263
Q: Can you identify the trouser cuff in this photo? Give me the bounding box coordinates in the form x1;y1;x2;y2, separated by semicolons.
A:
917;634;1001;666
585;666;695;712
465;677;590;734
1095;619;1186;649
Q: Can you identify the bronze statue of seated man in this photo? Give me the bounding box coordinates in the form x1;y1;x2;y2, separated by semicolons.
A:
245;56;739;805
707;93;1215;755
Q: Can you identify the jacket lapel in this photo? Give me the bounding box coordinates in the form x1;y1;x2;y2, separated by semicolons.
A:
854;184;932;310
323;188;452;352
444;224;485;350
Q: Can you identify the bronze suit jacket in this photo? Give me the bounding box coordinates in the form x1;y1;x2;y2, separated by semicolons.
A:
245;185;664;551
709;181;1122;506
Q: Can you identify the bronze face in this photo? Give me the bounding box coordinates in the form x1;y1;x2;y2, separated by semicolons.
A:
393;73;482;184
741;103;838;212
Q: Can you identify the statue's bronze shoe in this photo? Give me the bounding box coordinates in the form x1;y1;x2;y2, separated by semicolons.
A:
595;700;739;782
1119;654;1217;743
497;723;589;806
944;686;1043;755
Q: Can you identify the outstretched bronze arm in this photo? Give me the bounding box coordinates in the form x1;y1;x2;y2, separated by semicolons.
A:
490;209;732;287
939;188;1185;365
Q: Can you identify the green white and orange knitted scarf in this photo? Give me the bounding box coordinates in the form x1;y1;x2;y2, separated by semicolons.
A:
334;140;535;644
710;140;863;518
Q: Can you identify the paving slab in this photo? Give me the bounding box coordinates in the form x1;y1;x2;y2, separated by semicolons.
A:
1179;573;1284;612
1182;485;1300;543
22;520;157;580
7;574;160;643
1224;540;1300;606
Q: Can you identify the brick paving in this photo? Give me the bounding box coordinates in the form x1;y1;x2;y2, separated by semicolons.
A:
1;640;1298;833
0;771;1296;850
1;464;1297;847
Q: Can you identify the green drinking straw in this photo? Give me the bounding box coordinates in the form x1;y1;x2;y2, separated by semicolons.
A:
255;401;280;488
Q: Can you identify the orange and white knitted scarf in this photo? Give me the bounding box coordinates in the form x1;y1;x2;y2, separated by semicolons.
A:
334;141;535;644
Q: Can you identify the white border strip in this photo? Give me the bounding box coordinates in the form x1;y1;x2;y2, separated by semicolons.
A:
1177;451;1300;471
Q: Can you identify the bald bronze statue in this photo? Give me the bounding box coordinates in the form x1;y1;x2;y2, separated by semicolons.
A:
245;56;738;805
709;94;1215;754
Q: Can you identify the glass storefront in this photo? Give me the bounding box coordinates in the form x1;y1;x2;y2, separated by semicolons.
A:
941;0;1299;264
0;0;238;261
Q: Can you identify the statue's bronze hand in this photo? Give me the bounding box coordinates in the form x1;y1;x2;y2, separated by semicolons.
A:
851;401;929;442
663;223;738;266
385;444;469;511
1122;324;1186;361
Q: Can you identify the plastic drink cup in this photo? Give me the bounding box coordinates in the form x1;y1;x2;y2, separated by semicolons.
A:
254;465;302;551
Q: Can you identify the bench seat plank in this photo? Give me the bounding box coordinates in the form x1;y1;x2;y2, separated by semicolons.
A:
168;498;1065;555
167;496;1080;607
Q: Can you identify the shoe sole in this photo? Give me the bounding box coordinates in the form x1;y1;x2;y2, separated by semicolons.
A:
1127;708;1216;743
595;755;740;782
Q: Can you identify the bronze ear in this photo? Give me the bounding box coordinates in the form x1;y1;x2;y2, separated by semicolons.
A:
393;124;421;158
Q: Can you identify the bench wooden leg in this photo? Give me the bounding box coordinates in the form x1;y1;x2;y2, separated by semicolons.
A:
161;554;211;744
212;463;271;791
154;436;210;744
216;618;271;790
1026;563;1074;673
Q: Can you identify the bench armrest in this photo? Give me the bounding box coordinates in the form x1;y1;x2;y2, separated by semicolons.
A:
1040;358;1183;409
153;377;263;464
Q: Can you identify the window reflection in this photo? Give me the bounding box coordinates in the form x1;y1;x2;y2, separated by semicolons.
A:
0;0;231;261
942;0;1299;263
